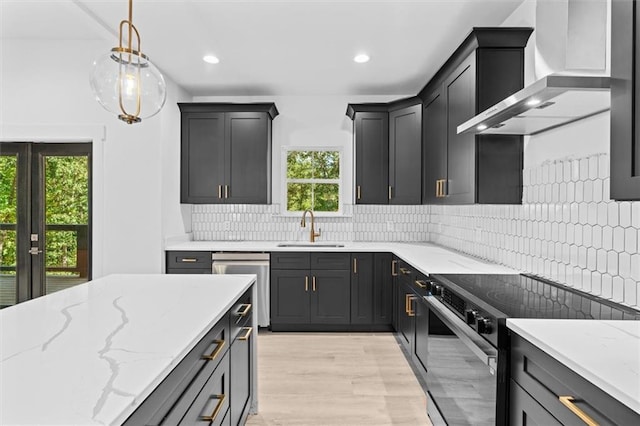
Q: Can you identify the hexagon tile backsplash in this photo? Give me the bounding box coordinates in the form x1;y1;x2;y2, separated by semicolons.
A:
429;153;640;308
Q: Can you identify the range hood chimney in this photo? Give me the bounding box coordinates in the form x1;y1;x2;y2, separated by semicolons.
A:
458;0;610;136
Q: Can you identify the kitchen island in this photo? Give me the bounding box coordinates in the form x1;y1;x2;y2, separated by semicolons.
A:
0;274;257;425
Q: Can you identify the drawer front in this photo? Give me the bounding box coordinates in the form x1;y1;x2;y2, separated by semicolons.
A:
166;268;212;275
310;252;350;270
270;252;310;269
123;314;230;426
230;287;253;341
511;334;639;426
412;271;430;297
509;379;561;426
178;351;230;426
167;251;212;270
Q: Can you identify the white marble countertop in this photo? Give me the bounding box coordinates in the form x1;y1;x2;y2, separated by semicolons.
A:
507;319;640;415
165;241;517;275
0;273;256;425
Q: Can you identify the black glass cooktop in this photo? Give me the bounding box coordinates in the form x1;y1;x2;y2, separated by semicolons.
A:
434;274;640;320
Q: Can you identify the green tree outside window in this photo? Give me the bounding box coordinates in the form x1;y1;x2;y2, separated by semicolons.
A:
286;150;340;212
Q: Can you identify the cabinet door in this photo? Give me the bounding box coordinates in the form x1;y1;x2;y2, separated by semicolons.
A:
397;281;415;352
310;270;351;324
354;112;389;204
509;380;561;426
373;253;393;325
230;327;252;426
225;112;270;203
389;104;422;204
351;253;374;324
270;270;310;324
180;112;225;203
611;0;640;200
422;88;447;204
445;55;476;204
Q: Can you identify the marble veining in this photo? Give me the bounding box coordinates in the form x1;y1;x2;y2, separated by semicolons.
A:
0;274;255;425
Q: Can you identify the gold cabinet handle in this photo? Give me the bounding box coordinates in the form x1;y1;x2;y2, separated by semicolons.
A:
405;294;415;316
201;394;226;422
180;258;198;263
305;276;309;292
218;185;222;199
558;396;599;426
435;180;440;197
238;327;253;341
353;258;358;274
201;339;225;361
415;280;427;289
312;276;316;292
399;267;411;275
391;260;398;276
388;185;392;200
356;185;361;200
224;185;229;198
237;303;252;317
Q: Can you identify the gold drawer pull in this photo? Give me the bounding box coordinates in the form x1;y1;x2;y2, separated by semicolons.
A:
218;185;222;199
388;185;392;200
353;258;358;274
356;185;361;200
201;394;226;422
305;276;309;292
399;267;411;275
202;339;225;361
225;185;229;199
558;396;599;426
312;276;317;292
391;260;398;276
180;258;198;263
237;303;252;317
415;280;427;289
238;327;253;341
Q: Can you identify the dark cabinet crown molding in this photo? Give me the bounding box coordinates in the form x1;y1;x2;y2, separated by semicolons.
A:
178;102;279;120
346;97;422;119
418;27;533;101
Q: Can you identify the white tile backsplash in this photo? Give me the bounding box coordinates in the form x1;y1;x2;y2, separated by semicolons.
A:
429;153;640;309
190;153;639;309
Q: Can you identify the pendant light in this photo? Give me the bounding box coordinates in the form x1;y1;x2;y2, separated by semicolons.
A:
89;0;166;124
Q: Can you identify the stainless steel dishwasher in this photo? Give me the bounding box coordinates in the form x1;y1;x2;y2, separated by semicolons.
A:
212;252;270;327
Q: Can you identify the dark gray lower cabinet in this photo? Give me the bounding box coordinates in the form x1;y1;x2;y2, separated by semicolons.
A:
311;270;351;324
166;251;212;274
510;333;640;426
373;253;393;325
270;269;310;325
351;253;374;324
124;285;254;426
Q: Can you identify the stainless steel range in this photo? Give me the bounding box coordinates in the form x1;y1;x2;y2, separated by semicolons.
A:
422;273;640;426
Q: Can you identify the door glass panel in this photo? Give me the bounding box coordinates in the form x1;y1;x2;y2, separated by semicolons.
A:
44;155;89;295
0;155;18;307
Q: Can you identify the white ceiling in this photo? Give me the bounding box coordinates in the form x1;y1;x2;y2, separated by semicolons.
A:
1;0;526;96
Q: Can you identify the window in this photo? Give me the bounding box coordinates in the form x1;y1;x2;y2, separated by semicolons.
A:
284;148;342;214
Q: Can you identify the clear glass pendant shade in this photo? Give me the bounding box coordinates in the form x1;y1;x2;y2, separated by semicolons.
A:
90;49;166;124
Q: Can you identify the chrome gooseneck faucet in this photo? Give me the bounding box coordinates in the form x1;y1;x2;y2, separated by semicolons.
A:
301;209;321;242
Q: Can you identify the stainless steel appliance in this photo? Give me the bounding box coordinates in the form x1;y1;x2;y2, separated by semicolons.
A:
212;252;270;327
422;273;640;426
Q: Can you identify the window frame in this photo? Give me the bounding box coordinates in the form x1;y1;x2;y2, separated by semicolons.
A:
280;146;345;217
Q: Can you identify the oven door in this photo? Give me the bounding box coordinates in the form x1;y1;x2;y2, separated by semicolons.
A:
424;295;498;426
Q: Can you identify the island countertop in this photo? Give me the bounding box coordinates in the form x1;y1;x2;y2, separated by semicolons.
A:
0;273;256;425
507;319;640;415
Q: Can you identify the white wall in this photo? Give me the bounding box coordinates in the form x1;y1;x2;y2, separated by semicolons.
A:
0;39;190;277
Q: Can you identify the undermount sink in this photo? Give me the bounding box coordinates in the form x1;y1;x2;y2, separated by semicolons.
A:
277;242;345;248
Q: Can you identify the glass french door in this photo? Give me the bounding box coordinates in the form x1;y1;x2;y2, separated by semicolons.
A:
0;142;91;308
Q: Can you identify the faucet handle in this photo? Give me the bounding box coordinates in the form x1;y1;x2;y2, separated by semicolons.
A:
315;227;321;237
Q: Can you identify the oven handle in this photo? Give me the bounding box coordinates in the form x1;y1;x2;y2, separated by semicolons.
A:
424;295;497;370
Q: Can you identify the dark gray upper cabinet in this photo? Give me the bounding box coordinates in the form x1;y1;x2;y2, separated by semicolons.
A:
611;0;640;200
352;109;389;204
178;103;278;204
419;28;532;204
347;98;422;205
389;102;422;204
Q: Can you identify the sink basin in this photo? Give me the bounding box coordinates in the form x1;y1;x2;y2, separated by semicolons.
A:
277;242;345;248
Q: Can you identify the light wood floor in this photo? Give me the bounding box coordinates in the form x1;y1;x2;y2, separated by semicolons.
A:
246;332;432;426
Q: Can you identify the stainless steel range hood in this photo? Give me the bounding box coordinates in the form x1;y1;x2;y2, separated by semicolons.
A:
457;74;610;136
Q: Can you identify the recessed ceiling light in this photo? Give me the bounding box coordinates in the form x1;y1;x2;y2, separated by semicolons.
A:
203;55;220;64
477;124;488;131
354;54;370;63
526;98;541;106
